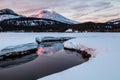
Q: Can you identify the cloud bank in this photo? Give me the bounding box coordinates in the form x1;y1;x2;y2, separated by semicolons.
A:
0;0;120;22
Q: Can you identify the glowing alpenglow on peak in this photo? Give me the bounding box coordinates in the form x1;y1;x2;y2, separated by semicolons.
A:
30;9;80;24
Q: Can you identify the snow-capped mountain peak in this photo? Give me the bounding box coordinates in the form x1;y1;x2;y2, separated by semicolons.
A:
0;8;24;21
0;8;17;15
107;18;120;25
30;9;79;24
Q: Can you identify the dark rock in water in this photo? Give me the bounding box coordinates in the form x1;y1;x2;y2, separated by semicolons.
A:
0;43;37;61
77;50;91;60
36;36;74;44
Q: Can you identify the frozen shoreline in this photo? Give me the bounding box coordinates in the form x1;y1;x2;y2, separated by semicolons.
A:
39;35;120;80
0;33;120;80
0;42;87;80
0;32;120;51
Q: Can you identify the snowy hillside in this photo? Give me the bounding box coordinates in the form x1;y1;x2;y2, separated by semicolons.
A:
107;18;120;25
0;9;23;21
30;9;79;24
0;9;17;15
0;18;70;32
0;9;79;24
0;9;71;32
0;14;21;21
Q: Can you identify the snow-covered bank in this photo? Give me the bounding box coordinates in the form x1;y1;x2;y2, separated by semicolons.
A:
0;36;73;59
39;36;120;80
0;43;37;60
0;33;120;80
1;43;37;54
0;33;38;50
0;32;120;51
36;36;74;44
64;39;96;57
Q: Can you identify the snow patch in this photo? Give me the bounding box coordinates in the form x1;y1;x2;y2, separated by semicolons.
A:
0;43;37;56
36;36;74;44
0;14;20;21
107;18;120;25
63;38;96;57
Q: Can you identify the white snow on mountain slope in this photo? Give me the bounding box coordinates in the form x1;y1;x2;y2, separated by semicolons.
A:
107;18;120;24
0;9;17;15
30;9;79;24
0;14;21;21
0;9;23;21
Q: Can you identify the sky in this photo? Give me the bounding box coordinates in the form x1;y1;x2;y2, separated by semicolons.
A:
0;0;120;22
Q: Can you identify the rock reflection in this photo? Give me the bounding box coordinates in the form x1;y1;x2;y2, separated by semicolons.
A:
37;42;63;55
37;42;91;60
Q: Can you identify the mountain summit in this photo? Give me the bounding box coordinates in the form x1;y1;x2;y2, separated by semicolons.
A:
0;9;24;21
107;18;120;25
0;8;18;15
30;9;79;24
